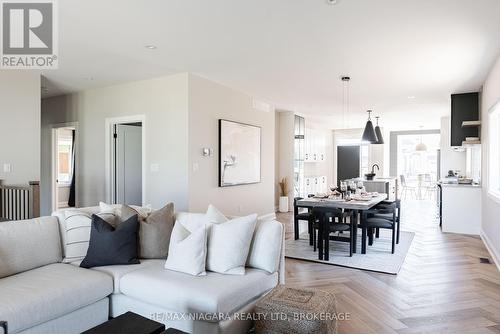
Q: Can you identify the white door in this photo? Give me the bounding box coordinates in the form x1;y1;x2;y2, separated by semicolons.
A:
115;124;142;205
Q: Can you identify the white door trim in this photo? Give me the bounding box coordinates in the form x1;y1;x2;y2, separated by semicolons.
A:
104;115;146;205
50;122;79;212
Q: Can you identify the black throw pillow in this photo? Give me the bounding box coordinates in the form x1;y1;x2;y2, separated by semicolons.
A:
80;213;140;268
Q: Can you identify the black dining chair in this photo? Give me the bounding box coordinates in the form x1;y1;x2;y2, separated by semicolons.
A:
293;197;314;244
373;199;401;244
312;207;354;258
360;201;397;254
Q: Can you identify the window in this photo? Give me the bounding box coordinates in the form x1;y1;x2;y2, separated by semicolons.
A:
57;130;73;185
489;102;500;200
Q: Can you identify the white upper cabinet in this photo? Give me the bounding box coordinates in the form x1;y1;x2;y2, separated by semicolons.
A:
305;129;326;162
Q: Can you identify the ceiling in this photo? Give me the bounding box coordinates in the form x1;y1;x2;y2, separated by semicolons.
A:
42;0;500;130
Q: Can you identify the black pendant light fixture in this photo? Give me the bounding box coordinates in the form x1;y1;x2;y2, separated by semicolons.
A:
361;110;378;143
374;116;384;144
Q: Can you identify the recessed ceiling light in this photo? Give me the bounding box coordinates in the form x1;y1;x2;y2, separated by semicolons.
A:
326;0;339;5
145;45;157;50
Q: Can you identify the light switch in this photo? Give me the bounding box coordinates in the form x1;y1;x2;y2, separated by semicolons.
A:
150;163;159;172
3;163;11;173
192;162;199;172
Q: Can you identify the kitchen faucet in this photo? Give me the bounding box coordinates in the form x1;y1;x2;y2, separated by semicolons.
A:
371;164;380;174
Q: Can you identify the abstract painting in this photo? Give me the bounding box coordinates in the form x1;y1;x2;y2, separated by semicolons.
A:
219;119;261;187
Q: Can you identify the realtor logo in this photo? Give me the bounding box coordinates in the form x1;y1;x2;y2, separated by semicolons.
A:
1;0;58;69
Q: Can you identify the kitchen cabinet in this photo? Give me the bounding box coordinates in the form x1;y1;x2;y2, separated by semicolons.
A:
451;92;479;147
305;129;326;162
304;176;328;195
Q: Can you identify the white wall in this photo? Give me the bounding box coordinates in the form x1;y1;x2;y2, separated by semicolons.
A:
440;116;466;177
0;71;40;185
41;74;190;213
481;55;500;267
276;111;294;210
188;74;275;216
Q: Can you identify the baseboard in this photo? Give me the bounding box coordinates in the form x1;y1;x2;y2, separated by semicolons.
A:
480;229;500;271
259;212;277;222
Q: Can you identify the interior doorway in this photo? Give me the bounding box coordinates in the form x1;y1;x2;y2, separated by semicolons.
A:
390;130;440;201
106;116;145;206
51;123;78;212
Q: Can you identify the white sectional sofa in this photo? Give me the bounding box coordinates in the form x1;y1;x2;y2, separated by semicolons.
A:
0;206;285;334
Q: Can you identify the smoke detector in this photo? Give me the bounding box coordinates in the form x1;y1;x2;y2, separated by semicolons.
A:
326;0;339;5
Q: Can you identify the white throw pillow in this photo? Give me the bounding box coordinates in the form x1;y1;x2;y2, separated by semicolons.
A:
246;219;283;274
165;223;208;276
206;214;258;275
205;204;228;224
62;210;118;263
99;202;153;219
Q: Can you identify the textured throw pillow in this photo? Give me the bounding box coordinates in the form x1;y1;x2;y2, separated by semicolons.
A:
62;210;119;263
206;214;258;275
121;203;175;259
99;202;153;219
164;223;208;276
80;214;140;268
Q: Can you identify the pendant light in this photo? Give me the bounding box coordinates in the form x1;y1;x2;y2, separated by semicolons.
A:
374;116;384;144
361;110;378;143
341;76;350;129
415;126;427;151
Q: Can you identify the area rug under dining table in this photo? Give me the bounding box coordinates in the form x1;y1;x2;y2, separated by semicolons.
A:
285;229;414;275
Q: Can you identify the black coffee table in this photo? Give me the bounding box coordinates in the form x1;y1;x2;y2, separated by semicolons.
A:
83;312;166;334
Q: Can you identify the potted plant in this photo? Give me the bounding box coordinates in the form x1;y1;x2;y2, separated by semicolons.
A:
278;177;289;213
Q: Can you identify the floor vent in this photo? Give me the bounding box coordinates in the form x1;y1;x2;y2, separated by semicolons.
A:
480;257;491;264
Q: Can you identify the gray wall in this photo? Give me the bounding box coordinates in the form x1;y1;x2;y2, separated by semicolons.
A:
0;72;40;185
41;73;276;217
41;74;190;215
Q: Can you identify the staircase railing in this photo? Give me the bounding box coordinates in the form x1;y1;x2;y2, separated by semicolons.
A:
0;180;40;221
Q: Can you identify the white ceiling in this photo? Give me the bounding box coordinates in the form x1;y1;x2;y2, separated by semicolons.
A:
42;0;500;130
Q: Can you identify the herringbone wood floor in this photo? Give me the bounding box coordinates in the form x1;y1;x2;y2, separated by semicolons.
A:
278;200;500;333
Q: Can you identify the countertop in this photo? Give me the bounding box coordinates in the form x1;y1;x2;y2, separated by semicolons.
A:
438;182;481;188
348;177;397;183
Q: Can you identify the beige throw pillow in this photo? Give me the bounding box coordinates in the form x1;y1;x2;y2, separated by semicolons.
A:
121;203;175;259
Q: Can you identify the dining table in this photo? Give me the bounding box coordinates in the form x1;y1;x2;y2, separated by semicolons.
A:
296;193;388;260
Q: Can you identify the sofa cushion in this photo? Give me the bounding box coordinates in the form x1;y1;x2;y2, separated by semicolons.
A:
0;217;62;278
90;260;163;294
246;220;284;274
120;261;278;319
0;263;112;333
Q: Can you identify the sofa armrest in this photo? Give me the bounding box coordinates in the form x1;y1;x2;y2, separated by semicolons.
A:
278;222;286;285
1;321;8;334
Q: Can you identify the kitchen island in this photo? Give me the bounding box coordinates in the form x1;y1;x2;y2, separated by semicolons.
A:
440;183;482;235
347;177;398;201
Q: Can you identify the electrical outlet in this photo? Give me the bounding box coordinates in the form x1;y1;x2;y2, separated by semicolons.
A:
150;163;159;172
